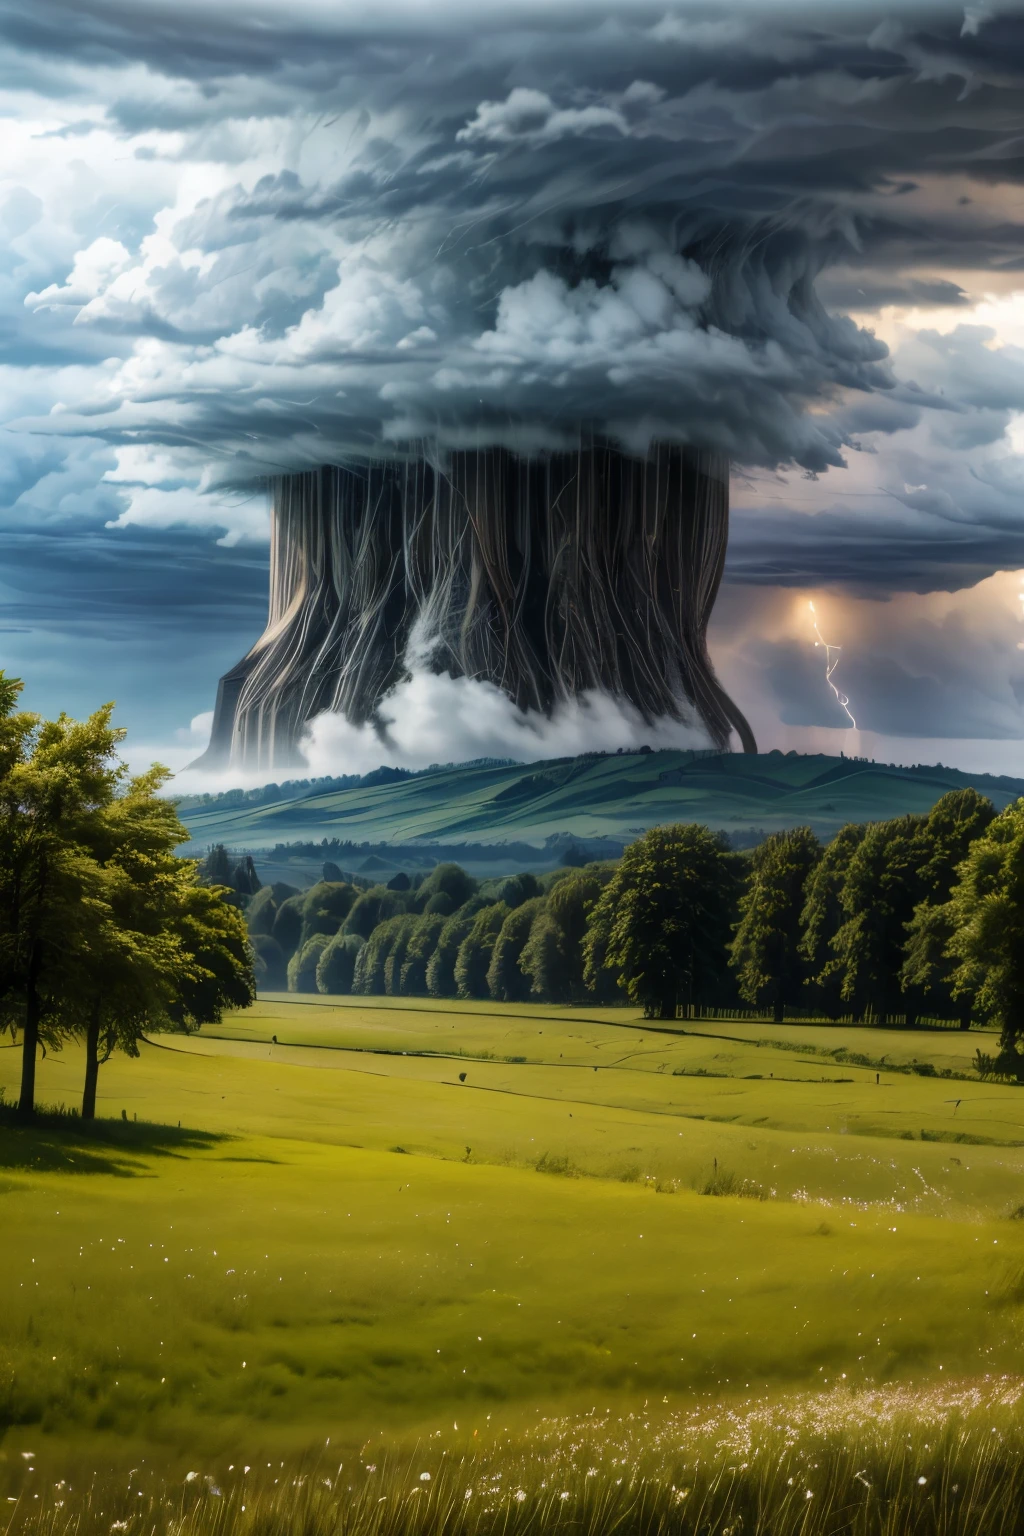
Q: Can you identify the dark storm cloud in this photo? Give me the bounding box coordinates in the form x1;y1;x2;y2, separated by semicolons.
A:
3;0;1024;759
757;634;1024;738
9;0;1024;482
727;503;1024;594
0;523;267;637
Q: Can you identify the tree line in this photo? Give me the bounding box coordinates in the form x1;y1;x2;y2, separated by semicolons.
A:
239;786;1024;1079
0;677;254;1119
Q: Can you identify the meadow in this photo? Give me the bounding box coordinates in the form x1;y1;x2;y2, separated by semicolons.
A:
2;998;1024;1531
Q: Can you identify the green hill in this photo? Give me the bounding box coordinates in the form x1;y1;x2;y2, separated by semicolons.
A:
178;748;1024;866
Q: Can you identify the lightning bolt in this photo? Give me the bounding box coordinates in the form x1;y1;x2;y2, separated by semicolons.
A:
809;600;856;729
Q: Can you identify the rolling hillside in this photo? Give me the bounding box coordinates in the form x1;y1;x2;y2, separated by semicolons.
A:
177;748;1024;866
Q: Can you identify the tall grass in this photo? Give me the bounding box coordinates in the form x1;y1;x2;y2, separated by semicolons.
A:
6;1380;1024;1536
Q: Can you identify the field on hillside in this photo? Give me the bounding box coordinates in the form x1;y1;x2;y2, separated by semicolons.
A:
2;998;1024;1480
176;749;1024;856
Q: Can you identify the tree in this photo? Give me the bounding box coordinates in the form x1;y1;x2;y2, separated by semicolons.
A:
288;934;331;992
399;913;446;995
299;880;358;946
74;765;253;1117
251;933;288;991
454;903;509;999
316;932;364;994
230;856;261;896
341;885;405;941
200;844;232;885
356;914;413;995
545;870;608;997
583;824;736;1018
487;898;545;1002
384;916;417;995
0;679;255;1117
426;897;489;997
946;799;1024;1075
729;828;821;1021
0;689;128;1116
901;789;995;1026
798;822;868;1015
494;873;541;909
830;815;931;1021
414;863;476;913
245;882;300;938
272;894;306;960
519;909;571;1001
163;882;254;1030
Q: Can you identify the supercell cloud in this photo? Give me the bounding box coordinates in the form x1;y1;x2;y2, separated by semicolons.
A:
1;0;1024;764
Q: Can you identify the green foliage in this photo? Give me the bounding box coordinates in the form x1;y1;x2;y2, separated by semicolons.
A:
487;898;545;1002
730;827;821;1020
520;910;570;1002
584;824;735;1018
901;790;996;1023
426;896;490;997
245;882;300;938
454;903;509;999
798;821;869;1013
316;931;365;995
494;873;541;909
271;893;306;959
399;913;447;995
356;914;415;995
250;933;287;991
199;844;231;885
298;880;358;946
414;863;477;913
947;798;1024;1074
288;934;330;993
341;885;406;941
384;915;419;996
257;787;1019;1024
0;675;254;1116
545;870;609;997
830;816;929;1020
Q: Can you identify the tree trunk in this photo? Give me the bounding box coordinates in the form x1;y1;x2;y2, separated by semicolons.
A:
773;998;785;1024
17;948;41;1117
82;1007;102;1120
659;991;677;1020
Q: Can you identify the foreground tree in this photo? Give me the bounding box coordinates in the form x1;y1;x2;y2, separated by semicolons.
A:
729;827;821;1021
0;688;127;1115
946;799;1024;1076
0;676;254;1117
584;824;735;1018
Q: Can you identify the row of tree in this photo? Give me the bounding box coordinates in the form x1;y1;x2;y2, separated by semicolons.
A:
0;676;254;1119
240;786;1024;1077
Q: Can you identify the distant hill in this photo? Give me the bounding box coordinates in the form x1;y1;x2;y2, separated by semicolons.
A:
177;748;1024;865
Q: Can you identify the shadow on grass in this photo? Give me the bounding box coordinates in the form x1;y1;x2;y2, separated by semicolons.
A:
0;1100;227;1177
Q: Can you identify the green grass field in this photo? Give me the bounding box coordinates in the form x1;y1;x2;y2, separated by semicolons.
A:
2;997;1023;1477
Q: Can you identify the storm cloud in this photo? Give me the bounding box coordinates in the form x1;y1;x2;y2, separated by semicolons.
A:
1;1;1024;762
9;0;1024;482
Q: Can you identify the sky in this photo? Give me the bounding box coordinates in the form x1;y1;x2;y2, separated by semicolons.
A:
2;0;1024;782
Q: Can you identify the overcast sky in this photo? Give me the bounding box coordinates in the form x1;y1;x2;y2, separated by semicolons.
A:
2;0;1024;780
